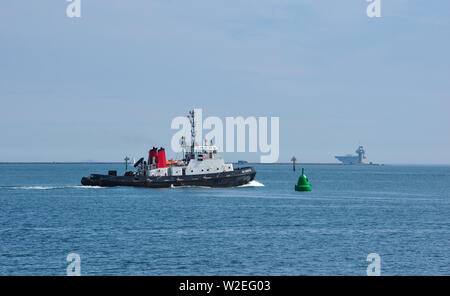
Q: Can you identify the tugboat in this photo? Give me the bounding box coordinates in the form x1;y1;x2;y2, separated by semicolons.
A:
81;110;256;188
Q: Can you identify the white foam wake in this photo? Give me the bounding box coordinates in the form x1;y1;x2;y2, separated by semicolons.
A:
6;185;103;190
169;180;264;189
239;180;264;187
14;186;58;190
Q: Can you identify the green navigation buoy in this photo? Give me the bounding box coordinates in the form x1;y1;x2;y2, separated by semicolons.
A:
295;168;311;191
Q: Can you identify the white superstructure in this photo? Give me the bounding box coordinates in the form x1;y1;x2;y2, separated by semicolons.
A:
136;110;234;177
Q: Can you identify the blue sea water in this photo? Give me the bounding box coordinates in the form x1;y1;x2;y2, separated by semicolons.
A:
0;164;449;275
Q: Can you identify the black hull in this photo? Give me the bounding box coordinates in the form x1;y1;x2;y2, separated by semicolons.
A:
81;167;256;188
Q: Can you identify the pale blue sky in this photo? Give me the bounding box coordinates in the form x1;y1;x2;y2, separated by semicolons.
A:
1;1;449;164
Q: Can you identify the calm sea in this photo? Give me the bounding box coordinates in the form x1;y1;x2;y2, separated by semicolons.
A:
0;164;449;275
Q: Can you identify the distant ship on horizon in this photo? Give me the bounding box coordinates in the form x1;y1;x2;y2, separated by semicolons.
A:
335;146;367;165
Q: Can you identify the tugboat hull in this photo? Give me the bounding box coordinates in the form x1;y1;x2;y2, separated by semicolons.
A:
81;167;256;188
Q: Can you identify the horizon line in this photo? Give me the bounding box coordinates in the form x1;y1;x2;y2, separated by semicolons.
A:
0;162;449;166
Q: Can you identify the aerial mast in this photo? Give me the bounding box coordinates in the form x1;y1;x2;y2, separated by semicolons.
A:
124;156;130;170
188;110;196;158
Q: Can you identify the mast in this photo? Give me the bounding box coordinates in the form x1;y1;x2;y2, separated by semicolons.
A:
188;110;196;157
124;156;130;170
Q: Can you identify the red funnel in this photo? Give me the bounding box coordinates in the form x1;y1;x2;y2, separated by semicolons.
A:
149;147;158;165
157;148;167;168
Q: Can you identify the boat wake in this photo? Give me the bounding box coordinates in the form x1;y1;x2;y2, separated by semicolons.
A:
1;185;103;190
238;180;264;187
1;182;263;190
169;180;264;189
